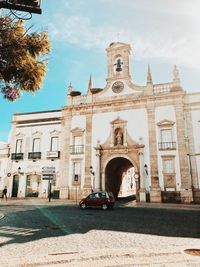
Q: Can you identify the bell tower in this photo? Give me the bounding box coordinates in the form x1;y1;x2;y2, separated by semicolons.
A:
106;42;132;82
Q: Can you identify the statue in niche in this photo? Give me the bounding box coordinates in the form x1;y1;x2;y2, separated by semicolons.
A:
115;130;123;145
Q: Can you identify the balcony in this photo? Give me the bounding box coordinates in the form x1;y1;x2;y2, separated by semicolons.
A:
47;151;60;159
28;152;41;160
11;153;24;160
158;142;176;150
70;145;84;154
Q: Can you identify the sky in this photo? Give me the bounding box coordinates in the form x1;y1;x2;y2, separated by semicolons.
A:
0;0;200;142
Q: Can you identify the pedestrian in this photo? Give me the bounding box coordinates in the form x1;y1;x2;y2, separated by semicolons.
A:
2;186;7;201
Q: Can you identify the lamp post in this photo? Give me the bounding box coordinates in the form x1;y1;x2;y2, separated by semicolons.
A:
90;166;95;192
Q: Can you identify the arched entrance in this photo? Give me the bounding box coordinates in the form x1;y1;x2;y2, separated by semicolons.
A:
105;157;137;198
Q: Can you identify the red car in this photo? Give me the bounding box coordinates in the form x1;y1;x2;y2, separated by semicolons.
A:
79;191;115;210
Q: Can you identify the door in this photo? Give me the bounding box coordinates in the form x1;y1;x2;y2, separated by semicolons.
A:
12;175;19;197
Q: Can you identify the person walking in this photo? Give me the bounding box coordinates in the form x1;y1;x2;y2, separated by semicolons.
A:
2;186;7;201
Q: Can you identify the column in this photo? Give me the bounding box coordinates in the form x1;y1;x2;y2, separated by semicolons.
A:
84;114;93;195
59;110;72;199
102;172;105;191
175;100;193;203
139;150;146;202
147;101;161;203
95;148;101;190
185;107;199;203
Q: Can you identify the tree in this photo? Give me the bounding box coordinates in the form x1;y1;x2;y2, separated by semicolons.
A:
0;15;51;101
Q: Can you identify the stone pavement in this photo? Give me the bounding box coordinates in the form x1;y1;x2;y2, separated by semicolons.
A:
0;198;200;266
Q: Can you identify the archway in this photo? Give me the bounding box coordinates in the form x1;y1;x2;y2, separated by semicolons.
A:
105;157;136;198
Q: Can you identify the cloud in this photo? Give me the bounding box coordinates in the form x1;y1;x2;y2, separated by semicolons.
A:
46;1;200;72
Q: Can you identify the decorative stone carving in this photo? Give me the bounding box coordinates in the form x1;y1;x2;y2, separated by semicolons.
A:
115;129;123;145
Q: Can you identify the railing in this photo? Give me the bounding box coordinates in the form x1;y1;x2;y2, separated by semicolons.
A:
70;145;84;154
11;153;24;160
158;142;176;150
28;152;42;159
153;83;173;94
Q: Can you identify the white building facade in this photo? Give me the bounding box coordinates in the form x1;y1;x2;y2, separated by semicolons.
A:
2;42;200;203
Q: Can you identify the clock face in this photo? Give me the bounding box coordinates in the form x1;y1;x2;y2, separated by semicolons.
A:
112;81;124;93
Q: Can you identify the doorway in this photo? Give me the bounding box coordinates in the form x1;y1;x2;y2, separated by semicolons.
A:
26;174;41;197
105;157;137;198
12;175;19;197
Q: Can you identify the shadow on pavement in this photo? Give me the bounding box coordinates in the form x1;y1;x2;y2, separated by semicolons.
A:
0;200;199;248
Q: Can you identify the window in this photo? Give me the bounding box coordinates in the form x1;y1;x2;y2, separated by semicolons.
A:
15;139;22;153
50;137;58;151
73;136;82;146
70;128;84;154
72;161;81;185
26;176;31;186
161;129;173;142
32;138;40;152
162;156;176;188
73;162;81;176
164;159;174;173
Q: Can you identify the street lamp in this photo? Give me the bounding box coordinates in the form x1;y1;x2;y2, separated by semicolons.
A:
90;166;95;191
18;167;24;175
18;167;21;174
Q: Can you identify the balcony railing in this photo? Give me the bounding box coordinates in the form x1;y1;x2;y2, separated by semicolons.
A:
70;145;84;154
11;153;24;160
158;142;176;150
28;152;41;160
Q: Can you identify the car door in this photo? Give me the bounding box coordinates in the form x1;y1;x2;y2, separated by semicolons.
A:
86;193;97;207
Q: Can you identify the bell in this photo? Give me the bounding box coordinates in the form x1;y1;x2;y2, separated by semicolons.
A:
116;66;122;72
115;59;123;72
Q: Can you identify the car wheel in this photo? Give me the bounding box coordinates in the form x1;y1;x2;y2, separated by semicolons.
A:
102;204;108;210
80;202;87;209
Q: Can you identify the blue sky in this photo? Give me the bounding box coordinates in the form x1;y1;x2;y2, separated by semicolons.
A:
0;0;200;142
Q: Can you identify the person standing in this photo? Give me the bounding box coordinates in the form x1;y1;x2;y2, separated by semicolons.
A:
2;186;7;201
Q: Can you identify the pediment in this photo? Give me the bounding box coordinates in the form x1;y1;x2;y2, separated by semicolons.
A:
157;119;175;127
71;127;84;136
107;42;131;50
32;131;42;137
16;132;25;138
50;130;60;136
110;117;127;125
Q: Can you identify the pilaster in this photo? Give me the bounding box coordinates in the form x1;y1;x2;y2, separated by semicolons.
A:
59;110;72;199
175;99;193;203
147;101;161;202
95;143;101;190
84;113;93;190
139;150;146;202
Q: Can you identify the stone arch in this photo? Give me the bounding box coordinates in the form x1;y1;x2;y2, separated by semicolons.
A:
103;154;138;172
102;154;139;198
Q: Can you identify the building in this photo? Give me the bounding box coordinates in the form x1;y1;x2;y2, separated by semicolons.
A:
0;141;9;195
3;42;200;203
